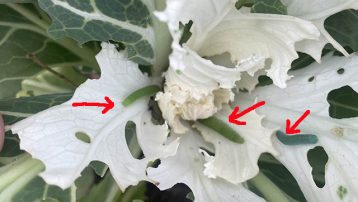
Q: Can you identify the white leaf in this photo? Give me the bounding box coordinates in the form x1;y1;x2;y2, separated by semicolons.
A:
147;130;265;202
236;69;267;93
157;0;320;88
283;0;358;60
194;105;277;184
238;54;358;201
11;43;179;190
156;46;240;133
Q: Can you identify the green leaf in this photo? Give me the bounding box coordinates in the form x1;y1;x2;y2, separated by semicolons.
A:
325;9;358;53
0;154;76;202
38;0;155;65
11;176;76;202
290;52;316;71
236;0;287;14
235;0;288;15
0;132;22;157
258;154;306;202
16;67;86;97
75;167;95;200
235;0;255;10
89;161;108;178
0;4;92;99
79;173;121;202
250;0;287;15
327;85;358;119
0;93;71;125
0;0;35;3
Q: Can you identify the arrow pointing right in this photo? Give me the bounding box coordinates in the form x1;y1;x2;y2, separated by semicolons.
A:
286;110;311;135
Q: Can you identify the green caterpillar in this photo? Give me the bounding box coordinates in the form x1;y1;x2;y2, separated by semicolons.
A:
122;85;160;107
198;116;244;144
276;130;318;145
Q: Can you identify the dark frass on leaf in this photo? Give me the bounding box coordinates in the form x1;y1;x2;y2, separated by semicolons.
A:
276;130;318;145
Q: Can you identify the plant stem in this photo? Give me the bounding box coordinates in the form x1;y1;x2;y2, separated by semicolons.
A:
151;0;172;76
26;53;78;87
249;172;290;202
0;154;43;192
7;3;49;30
7;3;99;70
0;158;44;201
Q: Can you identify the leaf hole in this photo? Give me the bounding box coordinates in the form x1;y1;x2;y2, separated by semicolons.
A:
125;121;144;159
75;132;91;144
307;146;328;188
146;182;192;201
327;85;358;118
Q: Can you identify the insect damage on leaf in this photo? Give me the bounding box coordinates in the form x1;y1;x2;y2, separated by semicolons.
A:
75;132;91;144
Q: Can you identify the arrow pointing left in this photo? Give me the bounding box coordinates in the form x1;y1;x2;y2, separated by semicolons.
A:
229;101;266;125
72;96;115;114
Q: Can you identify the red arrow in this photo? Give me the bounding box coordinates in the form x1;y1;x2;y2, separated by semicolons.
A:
286;110;310;135
229;101;266;125
72;96;115;114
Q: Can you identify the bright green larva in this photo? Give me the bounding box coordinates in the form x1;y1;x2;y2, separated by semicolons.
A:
122;85;160;107
198;116;244;144
276;130;318;145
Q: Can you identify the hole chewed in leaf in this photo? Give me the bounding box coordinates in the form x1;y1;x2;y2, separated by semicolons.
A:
75;132;91;144
327;86;358;119
307;146;328;188
258;153;306;201
125;121;144;160
258;75;273;87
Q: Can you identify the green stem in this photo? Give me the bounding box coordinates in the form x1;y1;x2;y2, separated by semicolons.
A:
54;38;99;70
7;3;99;69
120;182;146;202
0;158;44;201
151;0;172;76
7;3;49;30
249;172;290;202
0;154;30;191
